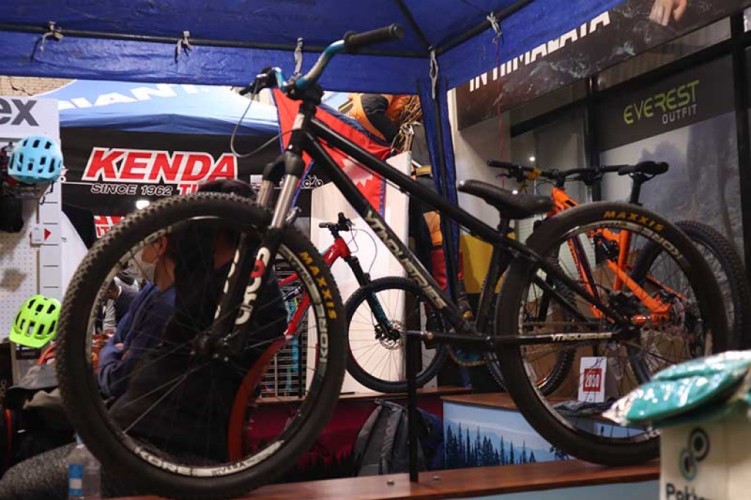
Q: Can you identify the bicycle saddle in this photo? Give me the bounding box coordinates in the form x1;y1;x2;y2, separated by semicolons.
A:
457;180;553;219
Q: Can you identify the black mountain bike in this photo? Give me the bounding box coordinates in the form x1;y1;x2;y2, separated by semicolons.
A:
56;25;730;498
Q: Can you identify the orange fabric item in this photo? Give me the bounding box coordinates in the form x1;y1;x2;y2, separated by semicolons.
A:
348;93;411;141
423;210;443;248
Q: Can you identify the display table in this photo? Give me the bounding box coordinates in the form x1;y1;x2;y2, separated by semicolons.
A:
115;459;659;499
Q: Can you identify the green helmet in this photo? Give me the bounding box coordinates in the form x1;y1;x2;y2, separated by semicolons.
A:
10;295;61;348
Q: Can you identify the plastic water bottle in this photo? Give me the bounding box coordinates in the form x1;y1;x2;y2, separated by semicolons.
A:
67;435;101;499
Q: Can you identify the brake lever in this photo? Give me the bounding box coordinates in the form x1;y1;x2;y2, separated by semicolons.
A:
239;67;277;96
336;212;352;231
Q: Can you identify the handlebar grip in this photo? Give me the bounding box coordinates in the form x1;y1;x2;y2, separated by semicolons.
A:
598;165;627;174
344;24;404;52
617;161;669;176
318;222;330;228
487;159;521;170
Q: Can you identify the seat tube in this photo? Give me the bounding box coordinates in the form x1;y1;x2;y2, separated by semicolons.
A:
475;217;512;332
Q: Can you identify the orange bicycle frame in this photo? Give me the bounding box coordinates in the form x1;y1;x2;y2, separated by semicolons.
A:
548;186;671;322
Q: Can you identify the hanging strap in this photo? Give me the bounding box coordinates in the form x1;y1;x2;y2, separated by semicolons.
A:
175;30;192;62
429;49;439;100
293;38;304;77
38;21;63;54
486;12;502;44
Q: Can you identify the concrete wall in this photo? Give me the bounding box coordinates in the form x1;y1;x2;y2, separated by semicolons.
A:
0;76;70;96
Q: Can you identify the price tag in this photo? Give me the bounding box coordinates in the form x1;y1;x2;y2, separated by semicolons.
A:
578;356;606;403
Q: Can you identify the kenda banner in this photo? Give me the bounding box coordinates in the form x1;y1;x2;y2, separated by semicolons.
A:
455;0;751;129
60;128;280;216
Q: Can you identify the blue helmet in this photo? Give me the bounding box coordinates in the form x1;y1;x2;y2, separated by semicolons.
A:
9;136;63;184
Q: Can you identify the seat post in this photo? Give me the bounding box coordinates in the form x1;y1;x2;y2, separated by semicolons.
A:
628;173;646;205
497;216;512;236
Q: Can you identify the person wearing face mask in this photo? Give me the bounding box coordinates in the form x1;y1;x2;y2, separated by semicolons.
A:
96;236;177;399
107;179;288;462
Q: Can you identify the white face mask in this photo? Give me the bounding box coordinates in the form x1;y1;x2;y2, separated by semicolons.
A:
132;246;158;283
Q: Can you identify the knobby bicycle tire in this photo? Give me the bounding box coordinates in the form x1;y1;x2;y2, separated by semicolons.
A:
494;202;729;466
344;276;449;393
56;194;347;499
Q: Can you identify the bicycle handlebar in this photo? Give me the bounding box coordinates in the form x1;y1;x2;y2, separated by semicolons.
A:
241;24;404;96
344;24;404;52
318;212;353;233
617;161;669;177
487;159;668;185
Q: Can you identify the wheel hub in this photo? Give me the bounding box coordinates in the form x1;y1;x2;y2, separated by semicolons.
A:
374;320;404;349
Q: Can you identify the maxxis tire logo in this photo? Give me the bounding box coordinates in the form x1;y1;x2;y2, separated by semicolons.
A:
680;428;710;481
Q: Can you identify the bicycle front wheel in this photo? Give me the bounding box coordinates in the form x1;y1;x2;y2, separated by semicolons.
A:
57;193;347;498
495;202;729;466
345;276;449;393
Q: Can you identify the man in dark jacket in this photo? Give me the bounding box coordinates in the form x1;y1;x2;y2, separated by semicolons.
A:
101;277;139;333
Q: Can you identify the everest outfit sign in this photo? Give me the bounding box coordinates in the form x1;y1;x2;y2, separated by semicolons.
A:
660;408;751;500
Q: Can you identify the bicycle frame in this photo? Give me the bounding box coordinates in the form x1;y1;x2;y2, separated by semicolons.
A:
229;101;633;349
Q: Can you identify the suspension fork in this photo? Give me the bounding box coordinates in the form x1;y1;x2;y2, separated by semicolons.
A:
210;147;307;349
341;244;396;334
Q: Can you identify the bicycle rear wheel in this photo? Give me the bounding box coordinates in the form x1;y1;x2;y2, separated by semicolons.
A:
633;220;751;349
345;276;448;393
495;202;729;466
57;194;347;498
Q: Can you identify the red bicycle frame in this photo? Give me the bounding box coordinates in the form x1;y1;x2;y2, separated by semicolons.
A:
279;233;352;337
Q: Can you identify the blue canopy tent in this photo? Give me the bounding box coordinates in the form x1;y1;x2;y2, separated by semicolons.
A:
41;79;279;135
0;0;622;294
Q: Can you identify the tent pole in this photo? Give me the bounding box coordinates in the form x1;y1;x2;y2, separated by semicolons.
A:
434;0;534;56
420;78;459;304
0;23;424;58
393;0;432;51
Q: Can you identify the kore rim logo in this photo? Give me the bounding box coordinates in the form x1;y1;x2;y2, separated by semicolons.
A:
679;428;709;481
